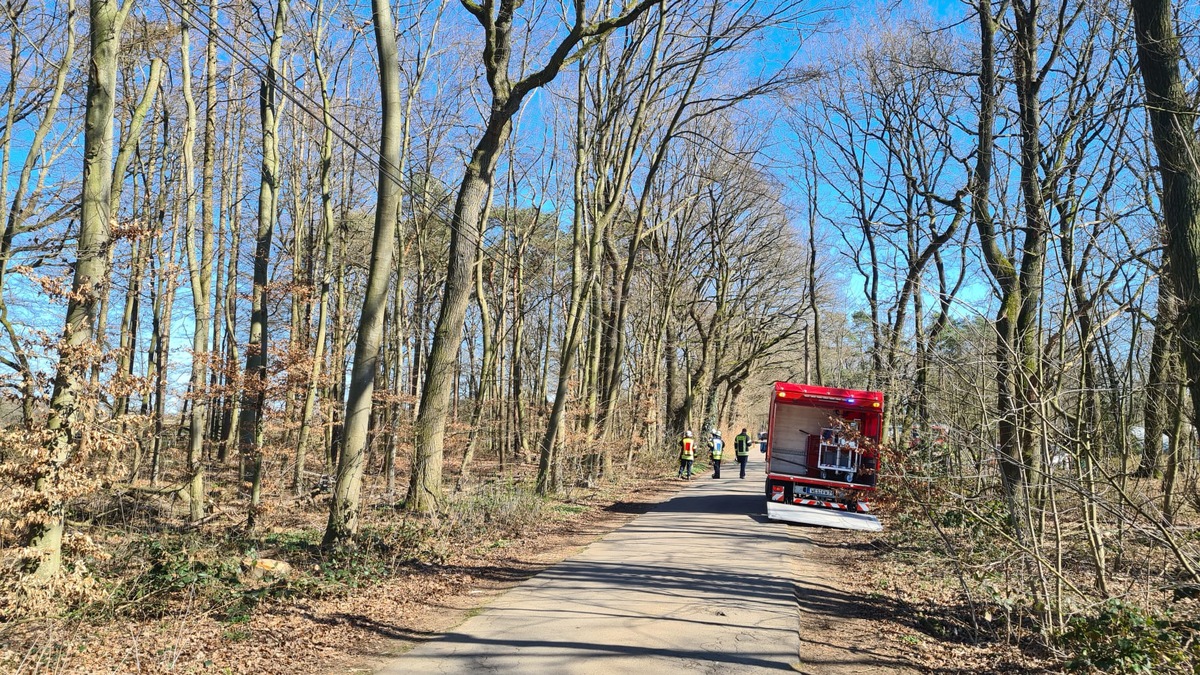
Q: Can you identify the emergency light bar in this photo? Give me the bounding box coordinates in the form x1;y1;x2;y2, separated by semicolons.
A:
777;391;879;407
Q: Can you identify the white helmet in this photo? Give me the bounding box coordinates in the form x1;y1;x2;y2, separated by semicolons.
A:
685;430;693;437
712;429;721;437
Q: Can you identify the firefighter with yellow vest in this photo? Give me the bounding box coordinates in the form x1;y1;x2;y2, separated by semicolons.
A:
709;430;725;478
677;430;696;479
735;428;751;478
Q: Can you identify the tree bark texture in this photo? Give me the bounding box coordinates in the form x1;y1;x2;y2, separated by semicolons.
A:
1131;0;1200;427
239;0;287;530
32;0;130;578
323;0;402;547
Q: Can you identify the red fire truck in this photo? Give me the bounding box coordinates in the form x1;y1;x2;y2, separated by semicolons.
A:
762;381;884;531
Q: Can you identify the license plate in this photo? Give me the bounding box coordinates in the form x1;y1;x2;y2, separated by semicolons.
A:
805;487;835;498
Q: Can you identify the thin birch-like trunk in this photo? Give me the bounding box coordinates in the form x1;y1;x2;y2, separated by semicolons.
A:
180;0;211;523
241;0;288;530
323;0;402;546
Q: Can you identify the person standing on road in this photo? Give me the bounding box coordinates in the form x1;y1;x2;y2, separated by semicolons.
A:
709;430;725;478
678;430;695;479
734;428;751;478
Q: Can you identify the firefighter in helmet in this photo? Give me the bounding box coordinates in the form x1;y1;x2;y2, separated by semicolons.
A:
709;429;725;478
678;430;696;479
734;428;751;478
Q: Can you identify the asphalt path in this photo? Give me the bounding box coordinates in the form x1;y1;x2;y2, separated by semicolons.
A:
378;454;799;674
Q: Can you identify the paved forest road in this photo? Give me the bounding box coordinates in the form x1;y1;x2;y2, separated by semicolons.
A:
379;454;800;674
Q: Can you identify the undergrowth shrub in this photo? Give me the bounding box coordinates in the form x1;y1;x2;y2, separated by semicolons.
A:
111;537;244;619
445;480;547;540
325;519;437;579
1061;599;1200;674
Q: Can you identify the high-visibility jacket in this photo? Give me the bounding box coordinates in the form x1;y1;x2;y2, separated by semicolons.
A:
679;437;695;461
710;438;724;460
735;433;750;457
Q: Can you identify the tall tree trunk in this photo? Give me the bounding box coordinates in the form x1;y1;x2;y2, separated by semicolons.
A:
322;0;402;547
136;98;169;481
30;0;131;579
149;182;180;487
511;244;528;462
110;61;161;431
806;163;823;387
971;0;1027;502
216;75;244;464
410;126;504;511
1131;0;1200;426
458;214;497;486
240;0;288;531
202;0;221;449
1010;0;1049;498
1161;381;1186;523
328;210;349;469
538;64;592;494
180;0;211;523
295;2;335;494
1140;267;1179;477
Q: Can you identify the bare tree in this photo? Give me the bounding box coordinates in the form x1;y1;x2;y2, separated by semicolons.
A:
408;0;661;513
322;0;403;547
239;0;288;530
1131;0;1200;425
180;0;211;523
30;0;134;579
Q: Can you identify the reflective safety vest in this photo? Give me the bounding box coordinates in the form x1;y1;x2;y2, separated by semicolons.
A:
710;438;724;460
680;437;695;461
735;433;750;457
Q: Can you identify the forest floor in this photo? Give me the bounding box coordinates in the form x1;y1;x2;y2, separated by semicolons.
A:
1;468;684;674
796;527;1054;674
1;463;1062;674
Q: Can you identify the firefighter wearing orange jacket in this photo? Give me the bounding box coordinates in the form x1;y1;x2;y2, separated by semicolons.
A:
677;431;696;480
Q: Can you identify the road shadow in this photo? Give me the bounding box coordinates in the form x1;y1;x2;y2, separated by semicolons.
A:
402;633;797;670
440;562;543;584
651;491;765;516
535;558;793;603
603;500;658;514
308;611;439;642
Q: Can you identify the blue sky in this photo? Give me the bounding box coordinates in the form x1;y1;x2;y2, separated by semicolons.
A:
0;0;1162;406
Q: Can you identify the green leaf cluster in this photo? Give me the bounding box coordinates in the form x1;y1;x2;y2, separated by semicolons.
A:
1062;599;1199;674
